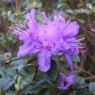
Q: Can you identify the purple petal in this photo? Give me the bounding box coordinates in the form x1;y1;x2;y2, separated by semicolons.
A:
59;72;76;90
26;9;35;20
38;49;51;72
26;9;38;31
60;72;66;79
63;21;79;38
64;72;76;90
59;73;66;89
17;41;33;58
42;12;51;24
66;72;76;85
18;30;30;41
56;16;66;30
65;54;74;71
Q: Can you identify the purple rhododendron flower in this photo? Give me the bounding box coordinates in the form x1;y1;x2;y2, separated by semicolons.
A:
42;13;84;70
13;9;84;72
59;72;76;90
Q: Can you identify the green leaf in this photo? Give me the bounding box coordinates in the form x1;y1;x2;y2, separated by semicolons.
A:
8;14;15;22
0;65;16;77
22;80;48;94
75;83;88;89
45;60;58;81
16;76;23;90
43;60;59;86
0;66;7;77
53;58;69;68
75;76;87;89
18;69;35;83
18;62;27;71
0;77;15;91
10;58;36;71
4;80;15;91
0;54;4;64
76;77;85;84
71;55;80;62
5;91;16;95
56;61;69;68
76;90;91;95
89;82;95;92
10;59;28;71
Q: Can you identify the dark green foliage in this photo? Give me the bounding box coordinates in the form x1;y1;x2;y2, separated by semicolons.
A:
43;60;59;86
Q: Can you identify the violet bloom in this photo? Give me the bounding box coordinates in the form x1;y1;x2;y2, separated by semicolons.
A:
57;18;83;71
58;20;84;70
14;9;60;72
14;9;84;72
59;72;76;90
14;9;38;41
42;13;84;71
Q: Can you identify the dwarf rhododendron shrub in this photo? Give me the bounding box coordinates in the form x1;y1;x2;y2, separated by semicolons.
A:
13;9;84;90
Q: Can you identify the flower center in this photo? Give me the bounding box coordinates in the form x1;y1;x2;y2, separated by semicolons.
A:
42;41;55;51
64;80;68;87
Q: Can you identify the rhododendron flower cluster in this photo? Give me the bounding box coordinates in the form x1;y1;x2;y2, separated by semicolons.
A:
14;9;83;72
13;9;84;90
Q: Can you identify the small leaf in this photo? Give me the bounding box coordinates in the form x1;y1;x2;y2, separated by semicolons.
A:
10;59;28;70
0;54;4;64
75;76;87;89
53;58;69;68
5;91;16;95
71;55;80;62
43;60;59;86
18;69;35;83
4;80;15;91
46;60;58;81
0;77;15;91
89;82;95;92
17;76;23;90
0;65;16;77
18;62;27;71
22;80;48;94
56;61;69;68
76;76;85;84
